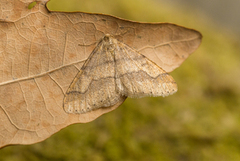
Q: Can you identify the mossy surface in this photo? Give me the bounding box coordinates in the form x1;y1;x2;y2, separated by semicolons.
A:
1;0;240;160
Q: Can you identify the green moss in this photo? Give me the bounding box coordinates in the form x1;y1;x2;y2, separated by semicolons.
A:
1;0;240;160
28;1;37;9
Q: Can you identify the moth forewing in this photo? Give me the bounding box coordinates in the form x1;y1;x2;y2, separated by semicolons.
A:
63;34;177;114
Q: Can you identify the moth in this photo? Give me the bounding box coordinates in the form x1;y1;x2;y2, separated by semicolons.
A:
63;34;177;114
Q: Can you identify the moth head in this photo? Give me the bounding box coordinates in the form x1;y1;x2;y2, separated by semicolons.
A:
103;34;118;52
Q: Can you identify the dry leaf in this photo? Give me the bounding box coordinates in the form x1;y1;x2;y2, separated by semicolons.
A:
0;0;202;148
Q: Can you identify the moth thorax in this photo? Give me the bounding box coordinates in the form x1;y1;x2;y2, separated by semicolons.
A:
103;35;116;52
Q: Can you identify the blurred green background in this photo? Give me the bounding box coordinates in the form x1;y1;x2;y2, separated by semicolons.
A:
1;0;240;160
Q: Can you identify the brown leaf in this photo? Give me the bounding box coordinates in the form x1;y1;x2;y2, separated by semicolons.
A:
0;0;202;148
